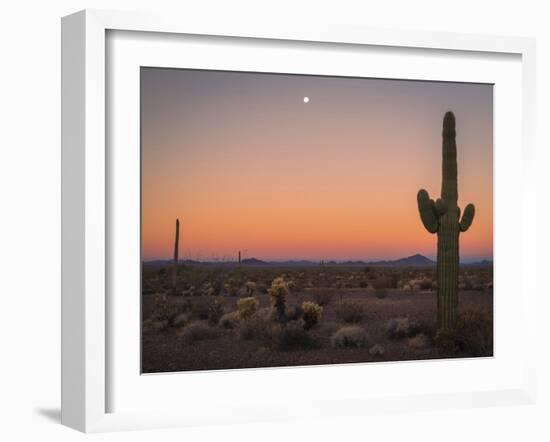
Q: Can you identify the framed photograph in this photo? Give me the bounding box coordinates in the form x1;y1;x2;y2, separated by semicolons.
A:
61;9;537;432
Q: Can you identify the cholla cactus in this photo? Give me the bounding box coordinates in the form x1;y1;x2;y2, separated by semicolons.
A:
236;296;259;320
268;277;289;321
302;301;323;330
417;112;475;330
245;281;256;296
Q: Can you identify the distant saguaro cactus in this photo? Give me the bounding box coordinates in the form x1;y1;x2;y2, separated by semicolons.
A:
417;112;475;330
172;219;179;295
238;250;241;265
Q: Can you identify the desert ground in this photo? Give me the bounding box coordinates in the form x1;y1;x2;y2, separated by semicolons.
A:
141;264;493;373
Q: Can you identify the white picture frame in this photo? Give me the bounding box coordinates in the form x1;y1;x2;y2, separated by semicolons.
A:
61;9;537;433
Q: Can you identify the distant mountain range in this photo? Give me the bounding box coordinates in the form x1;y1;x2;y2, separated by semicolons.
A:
144;253;492;267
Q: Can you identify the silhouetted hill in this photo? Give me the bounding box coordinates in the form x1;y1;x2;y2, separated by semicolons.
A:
369;254;435;267
143;254;439;267
241;258;268;265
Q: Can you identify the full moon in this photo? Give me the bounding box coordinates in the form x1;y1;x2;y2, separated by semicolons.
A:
303;96;310;103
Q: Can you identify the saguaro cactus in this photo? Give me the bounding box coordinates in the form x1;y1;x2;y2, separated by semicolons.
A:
417;112;475;330
172;218;179;295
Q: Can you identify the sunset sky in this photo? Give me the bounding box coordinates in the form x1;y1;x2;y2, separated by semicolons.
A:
141;68;493;262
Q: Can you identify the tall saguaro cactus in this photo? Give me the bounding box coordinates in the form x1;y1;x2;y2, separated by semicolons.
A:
172;218;180;295
417;112;475;330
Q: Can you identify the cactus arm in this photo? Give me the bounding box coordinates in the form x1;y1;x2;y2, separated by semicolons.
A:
459;203;475;232
417;189;439;233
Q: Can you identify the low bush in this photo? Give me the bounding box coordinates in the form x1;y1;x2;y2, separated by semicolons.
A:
173;313;190;328
419;279;433;290
385;317;411;339
178;321;219;344
335;300;365;323
434;309;493;356
271;322;319;351
236;309;273;341
331;326;369;348
408;333;429;349
369;344;385;356
372;276;389;299
286;304;304;321
191;298;211;320
302;301;322;330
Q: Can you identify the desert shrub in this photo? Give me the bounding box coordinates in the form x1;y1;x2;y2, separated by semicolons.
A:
331;326;369;348
372;277;389;299
302;301;323;330
224;283;238;297
236;310;273;341
268;277;290;321
173;313;190;328
408;333;428;349
218;311;240;329
369;344;385;356
286;304;304;321
207;299;225;326
245;281;256;296
270;322;319;351
178;321;218;344
434;309;493;356
419;279;433;290
318;321;341;336
191;298;211;320
335;300;365;323
237;296;259;320
385;317;411;339
312;289;334;306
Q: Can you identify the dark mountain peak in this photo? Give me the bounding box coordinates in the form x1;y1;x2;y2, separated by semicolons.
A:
241;257;267;265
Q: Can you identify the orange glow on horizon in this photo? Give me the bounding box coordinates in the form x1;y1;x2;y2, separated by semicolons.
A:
141;69;493;262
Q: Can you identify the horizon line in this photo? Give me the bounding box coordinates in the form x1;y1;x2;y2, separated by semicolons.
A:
141;254;494;264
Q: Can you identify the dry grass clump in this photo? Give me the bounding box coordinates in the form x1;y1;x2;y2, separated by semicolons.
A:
408;333;428;349
236;308;273;340
237;296;259;320
369;344;385;356
302;301;322;330
385;317;411;339
331;326;369;348
434;308;493;356
335;300;365;323
178;321;219;344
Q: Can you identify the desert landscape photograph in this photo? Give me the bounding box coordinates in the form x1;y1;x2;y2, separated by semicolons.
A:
140;68;493;373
